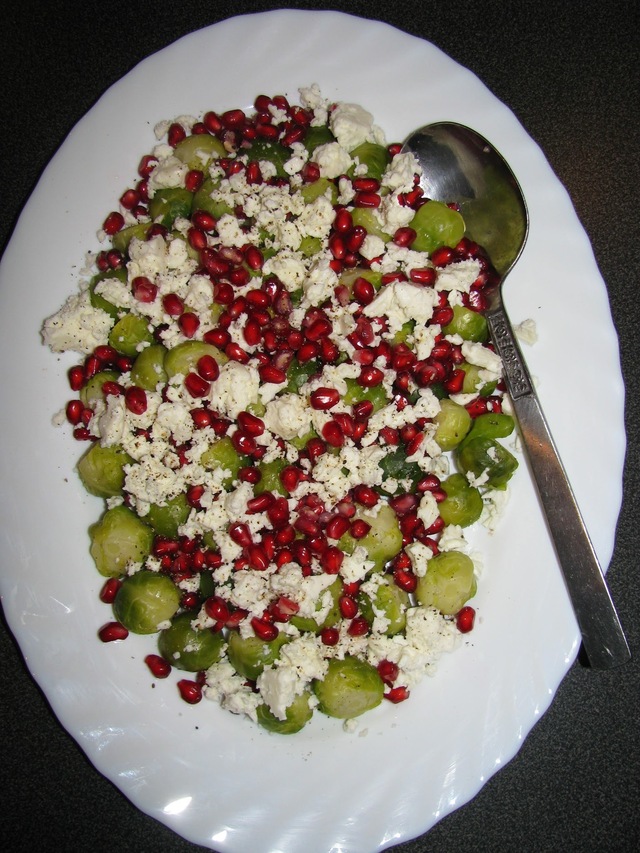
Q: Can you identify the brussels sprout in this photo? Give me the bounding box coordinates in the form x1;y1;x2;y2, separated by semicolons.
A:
110;222;151;255
442;304;488;342
157;612;225;671
80;370;119;408
256;690;314;734
245;139;290;177
343;377;389;413
415;550;476;615
130;344;168;391
349;141;391;179
378;444;423;493
350;208;392;243
146;492;190;539
461;412;515;445
108;313;154;358
113;570;180;634
255;456;288;496
358;576;410;635
290;578;343;634
200;436;246;488
338;504;403;571
409;200;465;254
433;398;472;451
77;443;133;498
303;124;335;153
300;176;338;205
89;505;154;577
285;357;321;394
227;630;289;681
456;437;518;488
313;656;384;719
438;473;483;527
459;362;497;396
173;133;226;170
192;177;233;219
164;340;226;378
148;187;194;228
88;267;127;318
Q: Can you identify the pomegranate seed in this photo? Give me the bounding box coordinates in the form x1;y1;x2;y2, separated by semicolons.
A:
204;328;231;348
246;544;270;571
350;519;371;539
245;245;264;270
237;411;265;436
203;111;222;133
66;399;84;425
456;606;476;633
225;342;250;364
431;246;455;266
98;622;128;642
322;420;345;448
120;188;140;210
352;277;375;305
186;484;205;508
68;365;85;391
194;355;218;382
358;366;384;387
231;430;256;455
222;108;246;129
167;123;186;146
377;660;399;685
334;207;353;232
325;515;350;540
339;595;358;619
124;386;147;415
192;209;216;231
432;306;455;326
251;617;279;642
347;616;370;637
205;596;230;622
184;372;210;398
321;626;340;646
163;293;184;316
320;546;344;574
394;567;417;593
185;169;204;192
310;387;340;410
354;191;381;208
353;484;379;508
145;654;171;678
131;275;158;303
385;686;410;703
393;227;417;247
179;312;200;338
409;267;436;286
99;578;122;603
177;679;202;704
102;211;125;235
228;522;252;548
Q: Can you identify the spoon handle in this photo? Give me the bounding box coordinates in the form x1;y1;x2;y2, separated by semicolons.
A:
487;305;630;669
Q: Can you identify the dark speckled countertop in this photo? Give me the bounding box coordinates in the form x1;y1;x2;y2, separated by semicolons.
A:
1;2;638;851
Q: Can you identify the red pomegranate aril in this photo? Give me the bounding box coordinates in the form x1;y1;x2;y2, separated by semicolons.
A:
334;207;353;232
394;567;417;593
246;492;274;514
185;168;204;192
191;209;216;231
242;318;261;347
347;616;370;637
322;420;345;448
354;191;381;208
409;267;436;286
225;342;249;364
339;594;358;619
68;366;85;391
310;387;340;410
305;316;333;341
65;399;84;425
352;399;374;421
188;226;208;251
324;515;349;541
196;354;219;382
98;622;129;642
385;686;410;703
184;372;210;398
353;484;379;508
179;312;200;338
246;544;270;571
352;276;375;305
203;110;223;133
145;654;172;679
320;546;344;574
358;366;384;387
231;430;256;455
431;246;455;266
204;596;230;623
456;605;476;633
445;369;465;394
345;226;367;253
350;519;371;539
125;386;147;415
377;660;399;685
297;341;320;363
131;275;158;303
251;617;279;642
177;679;203;704
99;577;122;603
167;122;186;146
259;364;287;384
162;293;184;316
119;188;140;210
393;226;417;247
102;211;125;235
190;407;213;429
321;627;340;646
245;245;264;270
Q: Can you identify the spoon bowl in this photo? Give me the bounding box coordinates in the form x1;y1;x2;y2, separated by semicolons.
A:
403;122;630;669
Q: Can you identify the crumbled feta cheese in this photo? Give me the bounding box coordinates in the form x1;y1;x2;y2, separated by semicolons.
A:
41;289;112;354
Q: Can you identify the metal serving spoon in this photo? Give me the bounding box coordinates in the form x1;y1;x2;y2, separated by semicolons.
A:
403;122;630;669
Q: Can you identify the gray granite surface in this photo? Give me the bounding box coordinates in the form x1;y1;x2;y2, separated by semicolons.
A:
1;1;638;851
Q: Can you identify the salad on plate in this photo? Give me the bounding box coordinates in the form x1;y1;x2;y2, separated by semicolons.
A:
41;83;519;734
